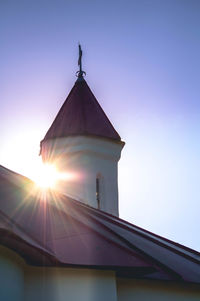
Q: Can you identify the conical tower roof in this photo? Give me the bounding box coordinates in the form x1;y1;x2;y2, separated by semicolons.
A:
42;78;121;142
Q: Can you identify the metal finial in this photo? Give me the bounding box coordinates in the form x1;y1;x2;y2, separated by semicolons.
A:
76;44;86;79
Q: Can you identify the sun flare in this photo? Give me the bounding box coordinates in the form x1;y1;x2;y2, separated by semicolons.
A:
34;164;58;188
29;159;75;190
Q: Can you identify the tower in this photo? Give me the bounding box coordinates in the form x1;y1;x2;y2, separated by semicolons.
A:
40;46;124;216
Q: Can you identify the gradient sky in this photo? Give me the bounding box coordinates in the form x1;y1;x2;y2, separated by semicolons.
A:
0;0;200;251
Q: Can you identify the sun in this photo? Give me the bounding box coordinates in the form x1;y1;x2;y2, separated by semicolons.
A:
33;163;59;189
8;152;76;191
30;159;76;190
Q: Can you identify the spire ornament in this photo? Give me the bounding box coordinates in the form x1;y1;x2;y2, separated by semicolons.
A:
76;44;86;80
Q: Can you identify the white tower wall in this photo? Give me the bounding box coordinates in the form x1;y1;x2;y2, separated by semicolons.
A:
41;136;124;216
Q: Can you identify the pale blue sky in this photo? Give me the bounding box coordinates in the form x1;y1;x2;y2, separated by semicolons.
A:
0;0;200;250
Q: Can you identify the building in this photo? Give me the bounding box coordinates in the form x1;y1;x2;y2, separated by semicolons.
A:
0;47;200;300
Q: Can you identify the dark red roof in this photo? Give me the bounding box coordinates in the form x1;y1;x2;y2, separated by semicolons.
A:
42;79;121;142
0;165;200;282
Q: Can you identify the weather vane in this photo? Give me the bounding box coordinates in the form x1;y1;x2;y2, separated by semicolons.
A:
76;44;86;79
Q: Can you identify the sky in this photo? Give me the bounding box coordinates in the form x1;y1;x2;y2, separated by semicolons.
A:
0;0;200;251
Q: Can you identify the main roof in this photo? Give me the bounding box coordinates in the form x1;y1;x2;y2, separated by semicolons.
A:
42;79;121;142
0;165;200;283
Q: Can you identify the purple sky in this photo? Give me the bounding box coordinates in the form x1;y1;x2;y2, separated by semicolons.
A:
0;0;200;251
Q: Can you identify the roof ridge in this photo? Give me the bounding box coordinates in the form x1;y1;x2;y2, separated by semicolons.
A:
62;195;200;263
0;209;54;256
58;199;182;280
0;165;33;189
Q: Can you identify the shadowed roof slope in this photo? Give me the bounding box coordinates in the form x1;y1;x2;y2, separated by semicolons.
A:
0;165;200;283
42;79;121;142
